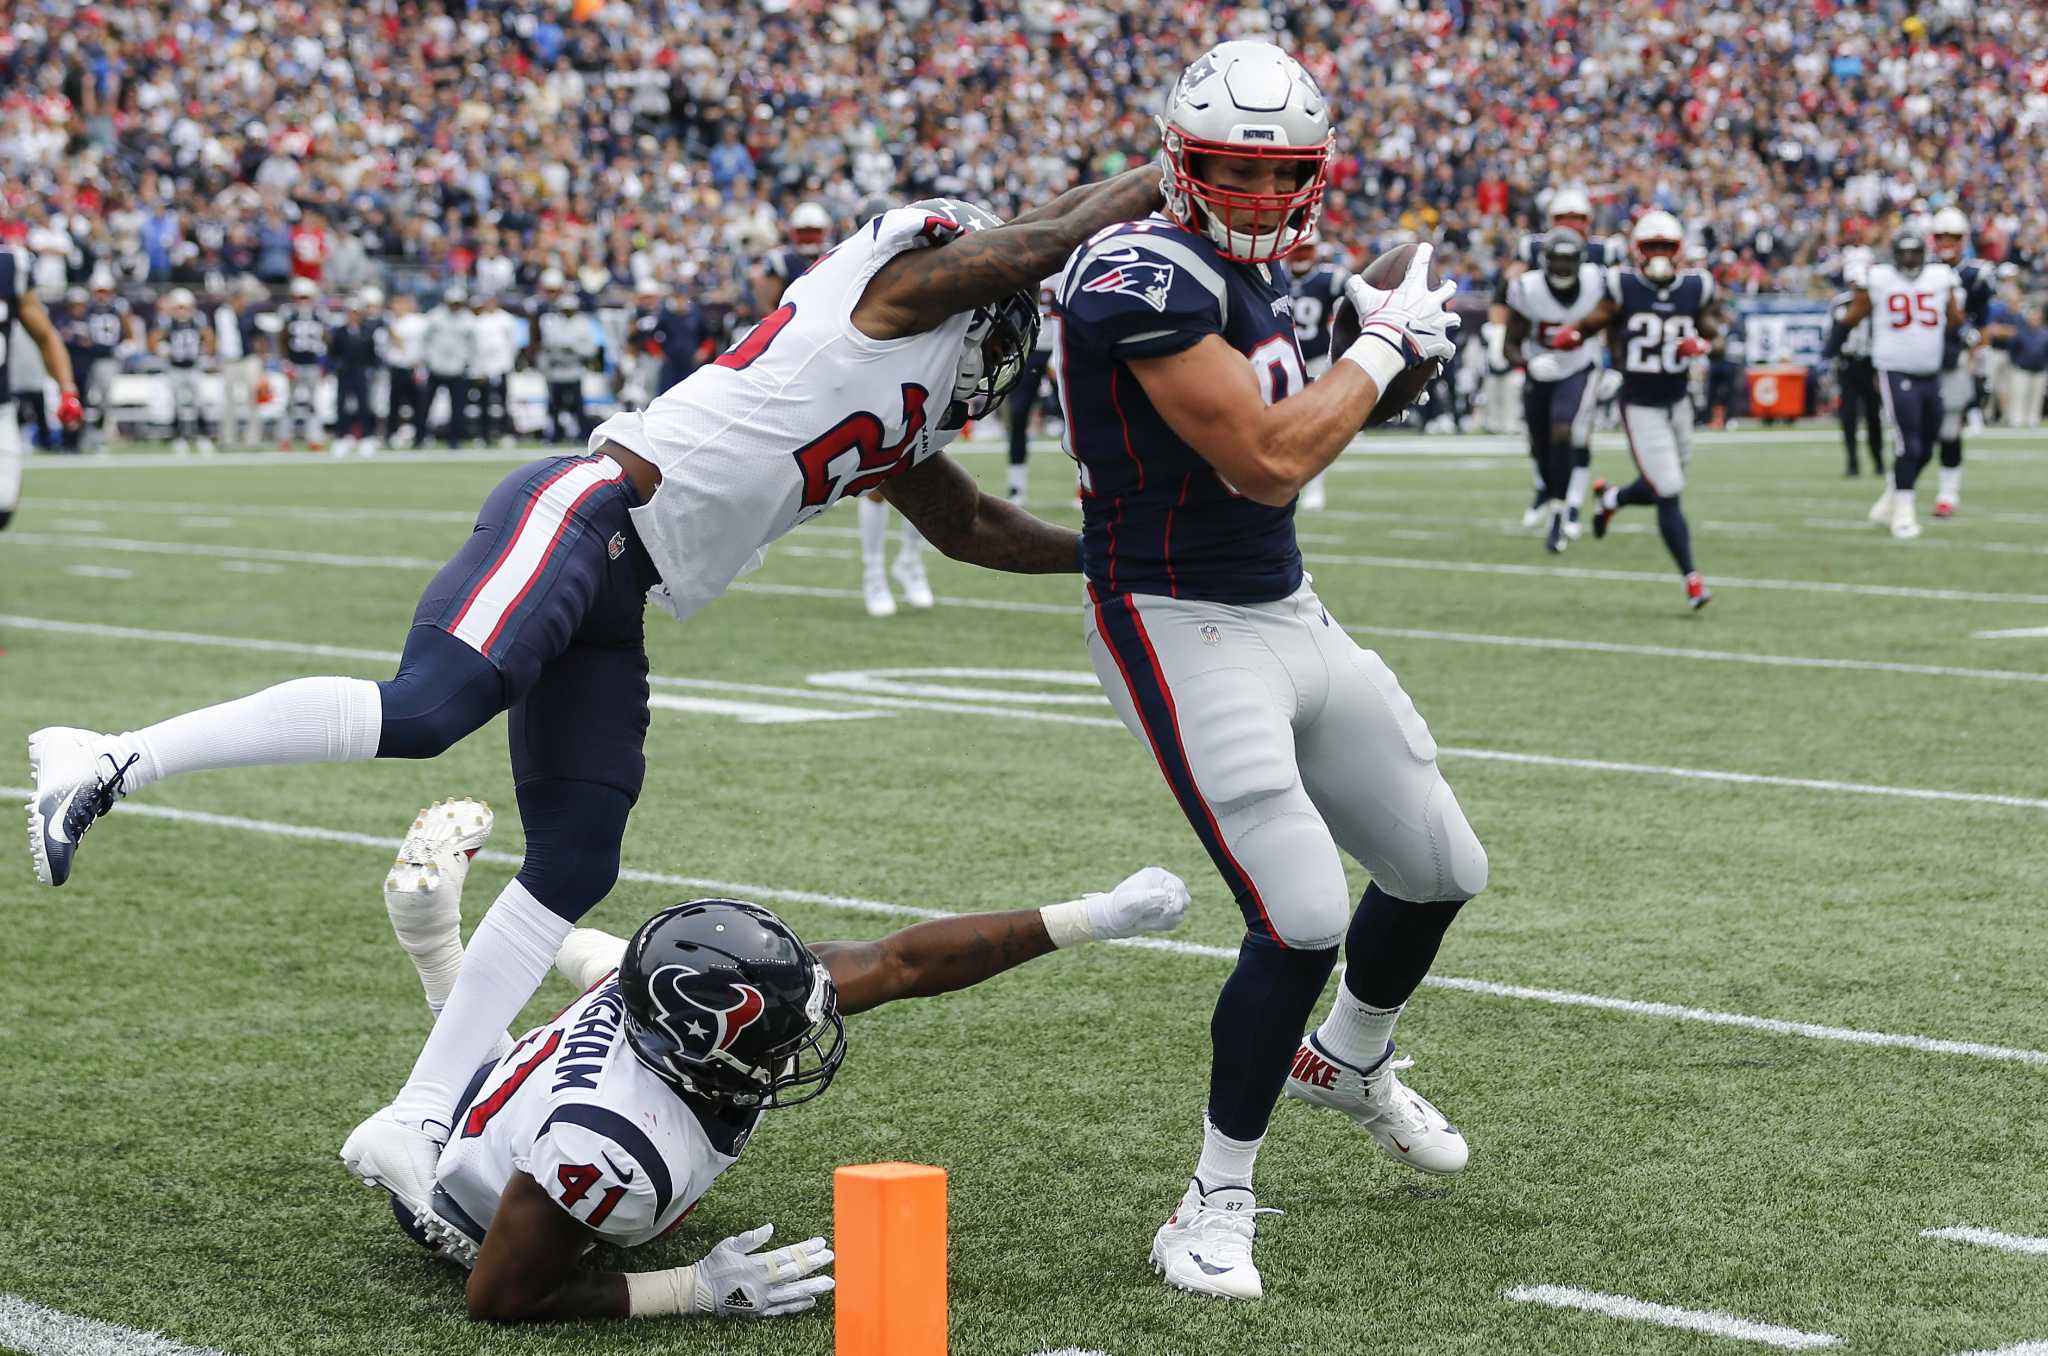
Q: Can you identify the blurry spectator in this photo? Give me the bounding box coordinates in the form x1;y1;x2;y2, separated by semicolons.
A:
536;292;600;445
470;292;522;448
2001;305;2048;428
220;278;270;450
330;291;384;456
384;294;427;448
422;287;475;449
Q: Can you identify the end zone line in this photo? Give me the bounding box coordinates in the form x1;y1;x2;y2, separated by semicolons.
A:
1922;1226;2048;1256
8;787;2045;1069
1502;1285;1840;1349
0;1295;229;1356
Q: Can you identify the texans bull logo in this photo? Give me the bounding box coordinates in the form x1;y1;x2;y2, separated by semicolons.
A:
646;964;767;1061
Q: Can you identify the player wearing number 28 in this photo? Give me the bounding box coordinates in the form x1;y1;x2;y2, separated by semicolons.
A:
26;169;1169;1233
1051;40;1486;1301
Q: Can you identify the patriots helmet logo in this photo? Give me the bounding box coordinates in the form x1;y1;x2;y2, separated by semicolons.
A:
1081;260;1179;314
645;963;767;1061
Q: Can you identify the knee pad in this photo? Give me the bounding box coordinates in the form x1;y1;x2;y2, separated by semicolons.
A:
376;627;505;759
514;779;631;921
1375;775;1488;903
1232;808;1352;948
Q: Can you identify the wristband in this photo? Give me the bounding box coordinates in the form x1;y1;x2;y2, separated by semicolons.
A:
625;1264;698;1317
1039;897;1100;950
1338;329;1408;397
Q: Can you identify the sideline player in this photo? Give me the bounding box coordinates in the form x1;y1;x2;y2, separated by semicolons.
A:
27;166;1167;1232
154;288;215;454
1053;41;1483;1301
1929;207;1995;517
366;799;1189;1322
1829;270;1883;477
1559;211;1719;608
1824;230;1964;540
1;247;84;528
1503;230;1603;551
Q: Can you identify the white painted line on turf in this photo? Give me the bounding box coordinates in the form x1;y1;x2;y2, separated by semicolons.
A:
7;786;2045;1069
1502;1286;1839;1348
1031;1349;1114;1356
0;1294;230;1356
65;564;133;580
36;496;478;525
1922;1226;2048;1256
1945;1344;2048;1356
54;518;107;532
218;560;283;575
31;448;534;470
1976;626;2048;641
6;616;2045;812
0;531;444;571
646;693;888;725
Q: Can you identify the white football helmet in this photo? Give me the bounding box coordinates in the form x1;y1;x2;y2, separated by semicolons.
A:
358;286;384;309
1547;187;1593;230
789;201;832;252
1159;40;1333;263
1930;206;1969;263
290;276;319;300
1631;211;1685;285
165;288;194;314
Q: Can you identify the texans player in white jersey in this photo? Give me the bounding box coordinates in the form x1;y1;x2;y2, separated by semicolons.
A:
1929;207;1996;517
1824;229;1965;540
26;167;1168;1233
1503;230;1605;552
1555;211;1721;609
1285;240;1347;510
365;799;1189;1322
1053;41;1483;1301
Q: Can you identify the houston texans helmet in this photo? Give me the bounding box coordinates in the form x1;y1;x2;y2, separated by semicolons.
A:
618;899;846;1110
904;197;1040;428
1892;230;1928;276
1543;228;1586;289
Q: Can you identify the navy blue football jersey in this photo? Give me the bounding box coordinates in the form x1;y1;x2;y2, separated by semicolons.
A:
163;316;205;367
85;300;129;354
1944;258;1997;369
1053;218;1304;605
0;252;17;403
1602;268;1714;407
282;304;329;364
1287;261;1347;366
760;246;821;302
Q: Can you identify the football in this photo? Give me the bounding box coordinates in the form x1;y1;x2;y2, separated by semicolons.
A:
1329;241;1443;426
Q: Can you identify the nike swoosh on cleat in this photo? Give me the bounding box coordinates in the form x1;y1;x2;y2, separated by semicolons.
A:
1189;1253;1234;1276
1392;1139;1412;1154
43;792;77;845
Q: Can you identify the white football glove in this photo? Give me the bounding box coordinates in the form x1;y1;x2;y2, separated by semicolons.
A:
1085;865;1192;940
1342;243;1460;368
1524;351;1566;385
689;1225;835;1319
1596;368;1624;402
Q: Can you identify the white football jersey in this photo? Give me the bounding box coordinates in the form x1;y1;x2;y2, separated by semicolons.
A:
430;976;752;1252
589;207;974;622
1865;261;1957;375
1505;265;1605;377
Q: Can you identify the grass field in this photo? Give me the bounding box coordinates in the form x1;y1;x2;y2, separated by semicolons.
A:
2;426;2046;1356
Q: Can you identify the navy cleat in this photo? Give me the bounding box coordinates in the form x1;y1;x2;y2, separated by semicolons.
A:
1589;478;1616;540
26;728;137;887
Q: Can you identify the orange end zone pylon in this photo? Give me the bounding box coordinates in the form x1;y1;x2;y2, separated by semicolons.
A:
835;1162;947;1356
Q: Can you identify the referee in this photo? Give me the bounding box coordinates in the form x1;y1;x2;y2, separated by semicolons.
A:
1830;285;1883;477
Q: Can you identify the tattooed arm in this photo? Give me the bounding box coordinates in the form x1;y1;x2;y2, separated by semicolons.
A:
850;165;1166;340
813;912;1056;1018
881;452;1079;574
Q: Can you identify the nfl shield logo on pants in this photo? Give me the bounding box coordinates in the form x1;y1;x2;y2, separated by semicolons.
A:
607;531;625;560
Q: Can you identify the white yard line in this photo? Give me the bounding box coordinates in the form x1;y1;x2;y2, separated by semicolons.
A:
1977;626;2048;641
1945;1344;2048;1356
64;565;133;580
4;785;2044;1068
0;1296;229;1356
4;614;2044;812
1502;1285;1841;1349
1921;1226;2048;1256
1;531;445;571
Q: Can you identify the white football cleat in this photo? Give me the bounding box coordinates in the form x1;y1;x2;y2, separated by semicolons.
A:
358;436;380;457
197;436;216;455
389;798;494;880
862;568;896;618
26;727;134;887
340;1105;446;1224
890;554;935;610
1150;1179;1275;1300
1286;1037;1470;1175
1867;490;1895;526
1520;504;1545;529
1890;497;1922;541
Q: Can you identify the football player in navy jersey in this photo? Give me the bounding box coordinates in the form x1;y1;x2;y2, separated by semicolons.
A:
748;201;831;321
1285;240;1347;510
1054;40;1484;1301
1929;207;1995;517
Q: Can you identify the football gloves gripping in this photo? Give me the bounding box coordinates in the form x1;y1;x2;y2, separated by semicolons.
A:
1343;244;1459;370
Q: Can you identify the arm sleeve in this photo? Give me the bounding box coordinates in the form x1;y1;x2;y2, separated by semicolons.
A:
520;1112;670;1245
1057;236;1225;360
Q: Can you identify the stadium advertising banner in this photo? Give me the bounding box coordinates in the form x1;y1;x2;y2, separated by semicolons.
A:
1736;296;1834;367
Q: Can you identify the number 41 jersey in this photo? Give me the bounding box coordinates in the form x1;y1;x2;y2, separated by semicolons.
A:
1603;267;1715;407
1053;216;1304;605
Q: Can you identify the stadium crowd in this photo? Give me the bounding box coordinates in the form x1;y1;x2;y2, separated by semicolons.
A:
5;0;2048;443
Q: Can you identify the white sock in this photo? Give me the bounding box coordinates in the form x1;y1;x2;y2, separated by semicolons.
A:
1006;463;1028;500
857;495;888;571
1896;488;1916;514
108;676;381;795
1194;1117;1263;1191
1938;466;1961;502
1599;482;1620;512
1315;985;1401;1070
896;513;924;565
1566;464;1590;509
388;878;572;1133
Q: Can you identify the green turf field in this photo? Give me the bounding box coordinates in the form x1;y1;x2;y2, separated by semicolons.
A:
2;428;2045;1356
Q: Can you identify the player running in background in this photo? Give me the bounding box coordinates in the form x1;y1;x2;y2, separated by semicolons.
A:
1929;207;1995;517
1503;230;1604;552
1558;211;1721;608
1825;229;1964;541
0;249;84;525
1285;240;1347;511
1054;41;1482;1301
27;165;1166;1248
366;799;1188;1323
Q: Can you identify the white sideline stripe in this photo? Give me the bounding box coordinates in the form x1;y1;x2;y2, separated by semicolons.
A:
1502;1285;1841;1350
0;1295;230;1356
6;787;2045;1068
1032;1349;1114;1356
1922;1226;2048;1256
1977;626;2048;640
646;693;888;725
5;614;2045;812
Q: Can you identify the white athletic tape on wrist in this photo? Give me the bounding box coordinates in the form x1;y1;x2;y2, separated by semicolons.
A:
625;1264;698;1317
1039;898;1099;950
1340;330;1409;398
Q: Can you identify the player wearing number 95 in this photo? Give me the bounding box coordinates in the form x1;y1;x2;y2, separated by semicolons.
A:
374;799;1192;1322
26;168;1169;1233
1051;40;1485;1301
1552;210;1721;610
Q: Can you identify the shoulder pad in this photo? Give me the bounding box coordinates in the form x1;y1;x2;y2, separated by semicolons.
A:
1059;227;1229;358
527;1103;677;1242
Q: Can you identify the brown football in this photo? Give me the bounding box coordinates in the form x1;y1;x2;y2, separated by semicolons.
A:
1329;242;1442;427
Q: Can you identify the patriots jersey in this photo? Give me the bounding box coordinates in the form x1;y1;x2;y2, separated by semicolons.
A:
760;246;822;302
162;317;205;368
1505;265;1605;378
1602;267;1714;406
0;253;16;402
84;300;128;355
1288;262;1348;368
1944;258;1996;369
432;975;757;1254
282;305;329;364
1053;216;1304;605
